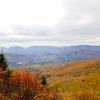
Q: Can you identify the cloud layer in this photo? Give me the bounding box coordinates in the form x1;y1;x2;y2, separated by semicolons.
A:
0;0;100;47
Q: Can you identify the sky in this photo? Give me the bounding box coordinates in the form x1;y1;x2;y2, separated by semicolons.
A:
0;0;100;47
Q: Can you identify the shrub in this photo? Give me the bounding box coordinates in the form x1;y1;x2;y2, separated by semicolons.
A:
6;68;13;78
0;70;55;100
41;75;48;85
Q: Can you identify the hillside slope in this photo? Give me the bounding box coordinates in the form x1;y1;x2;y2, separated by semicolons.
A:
19;58;100;99
41;58;100;97
42;58;100;81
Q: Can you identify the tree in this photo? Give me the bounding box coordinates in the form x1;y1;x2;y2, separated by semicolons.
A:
0;53;8;71
41;75;47;85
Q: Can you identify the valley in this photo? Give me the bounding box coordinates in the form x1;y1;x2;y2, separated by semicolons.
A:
21;58;100;99
0;45;100;66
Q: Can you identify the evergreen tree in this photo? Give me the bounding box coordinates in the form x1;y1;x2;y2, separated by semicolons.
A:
41;75;47;85
0;53;8;71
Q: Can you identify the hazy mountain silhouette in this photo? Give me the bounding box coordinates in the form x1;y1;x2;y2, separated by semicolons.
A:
0;45;100;66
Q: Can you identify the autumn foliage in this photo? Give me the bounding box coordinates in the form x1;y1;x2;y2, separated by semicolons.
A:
0;53;55;100
0;69;55;100
0;54;100;100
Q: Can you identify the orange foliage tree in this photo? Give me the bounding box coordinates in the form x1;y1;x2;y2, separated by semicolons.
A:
0;69;55;100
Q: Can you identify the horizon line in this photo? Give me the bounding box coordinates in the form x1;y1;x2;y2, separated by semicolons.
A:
0;44;100;49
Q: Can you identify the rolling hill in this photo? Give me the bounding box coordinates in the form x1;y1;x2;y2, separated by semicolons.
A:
21;58;100;99
0;45;100;66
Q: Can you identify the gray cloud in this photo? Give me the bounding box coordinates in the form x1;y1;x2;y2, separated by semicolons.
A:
14;0;100;36
55;0;100;35
0;0;100;47
13;25;52;37
0;32;9;36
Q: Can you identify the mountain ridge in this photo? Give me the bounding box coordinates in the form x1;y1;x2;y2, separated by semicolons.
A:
0;45;100;66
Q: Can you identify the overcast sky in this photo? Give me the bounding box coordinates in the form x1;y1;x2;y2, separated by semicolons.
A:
0;0;100;47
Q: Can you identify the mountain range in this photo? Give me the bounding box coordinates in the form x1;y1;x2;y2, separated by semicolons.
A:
0;45;100;66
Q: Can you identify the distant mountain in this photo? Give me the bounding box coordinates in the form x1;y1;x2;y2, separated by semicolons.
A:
0;46;60;55
0;45;100;66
